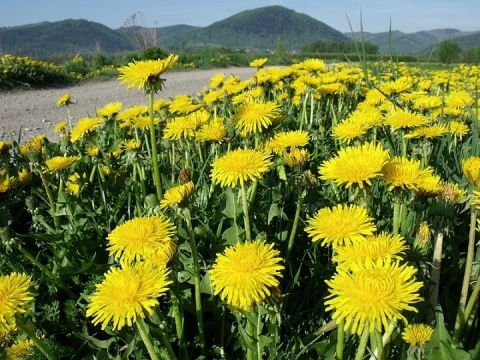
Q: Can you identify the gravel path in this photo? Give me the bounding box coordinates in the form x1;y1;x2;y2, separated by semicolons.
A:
0;67;257;141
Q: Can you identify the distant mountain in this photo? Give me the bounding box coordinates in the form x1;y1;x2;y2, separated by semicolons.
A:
156;25;199;44
1;6;479;58
345;29;480;54
0;19;132;57
161;5;350;50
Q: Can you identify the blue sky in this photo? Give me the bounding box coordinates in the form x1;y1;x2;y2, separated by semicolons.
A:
1;0;479;34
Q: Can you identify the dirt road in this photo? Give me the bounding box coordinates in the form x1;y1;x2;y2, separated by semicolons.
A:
0;67;257;141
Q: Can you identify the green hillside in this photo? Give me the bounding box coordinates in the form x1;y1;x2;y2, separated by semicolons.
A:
346;29;480;54
0;19;132;57
162;5;350;50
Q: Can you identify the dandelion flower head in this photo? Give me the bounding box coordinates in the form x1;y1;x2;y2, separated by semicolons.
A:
325;257;423;335
160;181;194;209
86;262;172;330
402;323;434;347
319;142;390;189
106;215;176;265
45;156;80;173
305;204;377;248
209;240;284;311
211;148;272;188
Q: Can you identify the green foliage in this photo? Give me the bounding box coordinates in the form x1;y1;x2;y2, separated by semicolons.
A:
0;54;70;90
301;39;379;54
436;40;463;63
1;56;479;359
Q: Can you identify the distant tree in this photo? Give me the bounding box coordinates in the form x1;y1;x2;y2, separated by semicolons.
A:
462;46;480;64
437;40;462;64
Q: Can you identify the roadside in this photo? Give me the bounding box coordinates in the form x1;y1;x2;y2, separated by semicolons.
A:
0;67;258;141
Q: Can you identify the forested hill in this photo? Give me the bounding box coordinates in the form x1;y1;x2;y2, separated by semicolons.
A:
160;6;350;50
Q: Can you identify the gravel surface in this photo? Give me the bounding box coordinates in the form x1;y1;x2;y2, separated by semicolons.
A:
0;67;258;141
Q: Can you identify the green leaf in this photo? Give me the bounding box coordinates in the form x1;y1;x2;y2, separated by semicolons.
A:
221;187;238;219
222;224;244;245
268;202;286;224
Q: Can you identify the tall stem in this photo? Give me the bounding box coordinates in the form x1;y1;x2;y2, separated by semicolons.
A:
453;207;478;344
38;170;59;231
335;320;345;360
246;314;256;360
16;317;57;360
241;184;252;241
148;91;163;200
285;187;302;263
428;231;444;323
183;208;206;355
136;317;161;360
354;324;371;360
392;196;402;235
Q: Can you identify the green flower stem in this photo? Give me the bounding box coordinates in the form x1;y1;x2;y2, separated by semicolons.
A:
392;196;402;235
38;170;59;231
136;317;161;360
285;187;303;263
148;91;163;200
169;289;187;357
354;325;371;360
16;317;57;360
183;208;206;355
428;230;444;323
18;246;76;299
65;105;73;131
457;274;480;342
241;184;252;241
453;207;478;344
245;314;256;360
335;320;345;360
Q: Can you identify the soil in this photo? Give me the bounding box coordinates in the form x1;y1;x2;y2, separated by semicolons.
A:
0;67;257;142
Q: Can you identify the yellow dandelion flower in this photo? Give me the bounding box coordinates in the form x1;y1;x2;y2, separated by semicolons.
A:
233;101;282;136
298;58;326;72
332;117;370;144
106;215;176;265
163;115;200;140
211;148;272;188
379;76;414;95
122;139;141;151
333;232;407;269
54;121;68;133
305;204;377;248
446;90;474;109
70;117;104;142
19;134;45;158
249;58;269;68
0;273;35;335
5;339;34;359
44;156;79;173
325;257;423;335
11;169;31;189
381;157;432;191
169;94;203;114
414;221;431;251
209;73;226;88
265;130;309;154
282;148;310;169
118;54;179;92
86;262;172;330
160;181;194;209
462;156;480;187
384;109;429;130
131;115;159;130
402;323;434;347
319;142;390;189
195;117;227;143
85;146;100;157
65;172;82;196
96;101;122;117
448;121;469;139
209;240;284;311
404;124;448;139
415;172;442;197
117;105;148;122
0;141;12;156
56;93;72;107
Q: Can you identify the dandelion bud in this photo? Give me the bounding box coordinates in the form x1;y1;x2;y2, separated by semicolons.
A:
414;221;431;252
